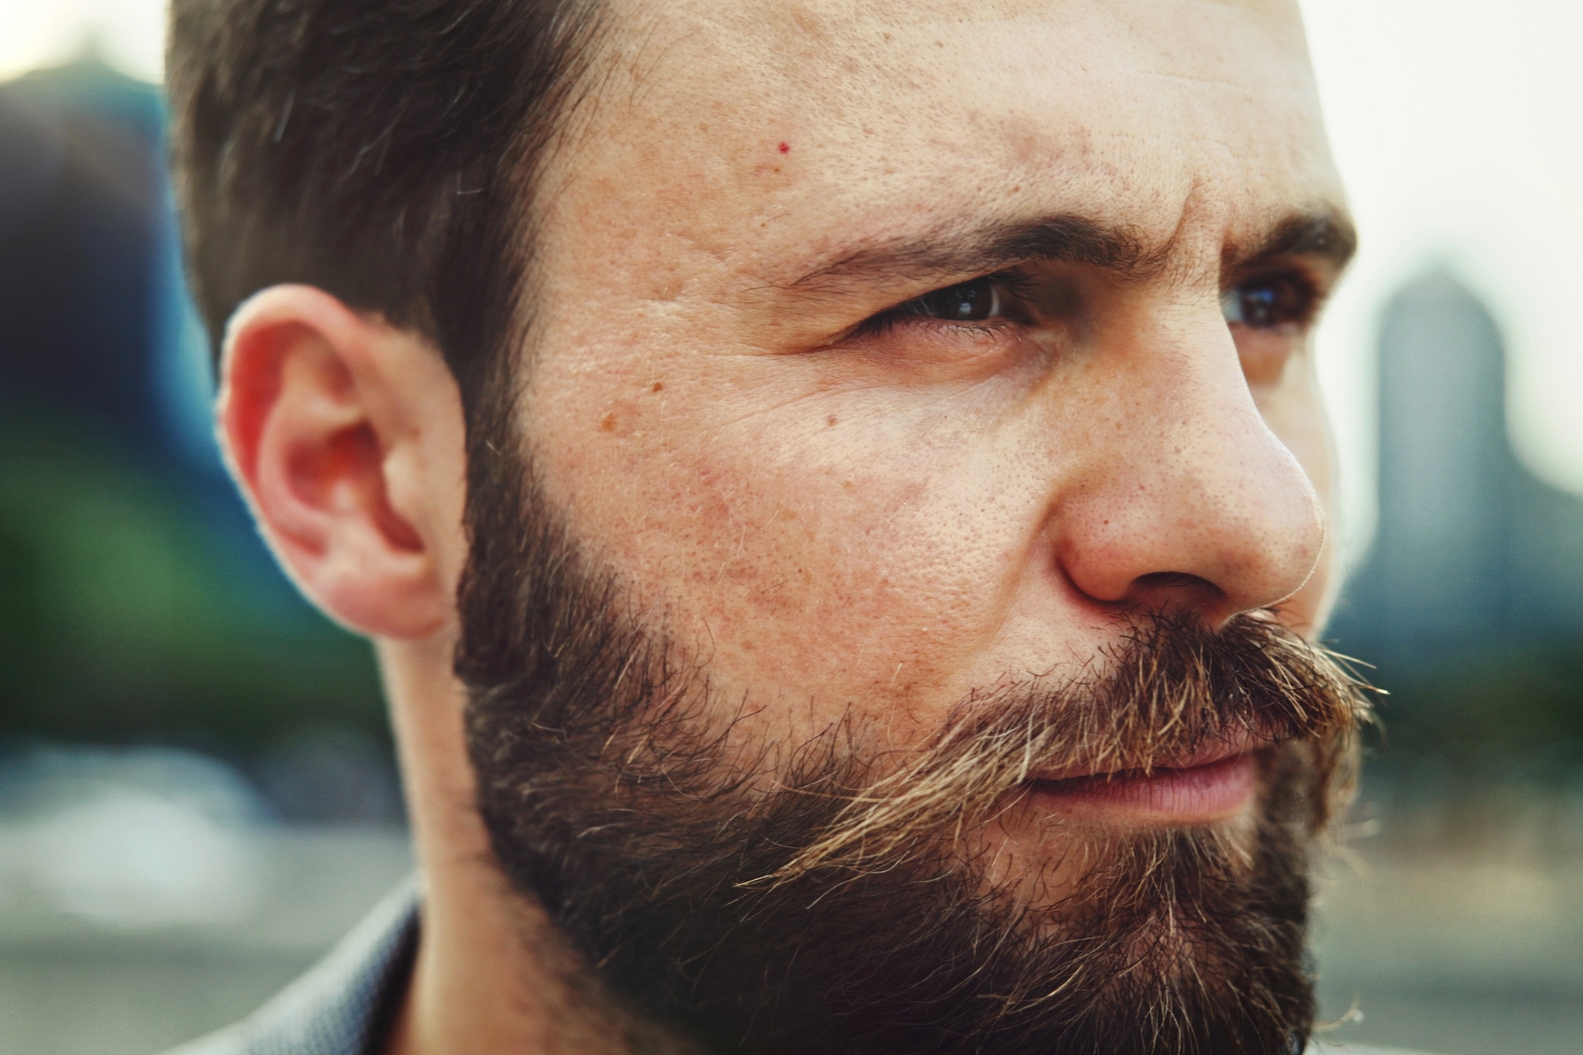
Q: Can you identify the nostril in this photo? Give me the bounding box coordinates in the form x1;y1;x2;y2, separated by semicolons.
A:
1135;571;1211;592
1127;571;1224;614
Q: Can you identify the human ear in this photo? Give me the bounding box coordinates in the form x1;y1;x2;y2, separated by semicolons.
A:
217;285;467;640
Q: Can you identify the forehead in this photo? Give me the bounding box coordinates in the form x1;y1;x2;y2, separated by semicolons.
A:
547;0;1339;287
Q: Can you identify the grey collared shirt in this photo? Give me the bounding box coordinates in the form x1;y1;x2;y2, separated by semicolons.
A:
164;880;419;1055
162;879;1427;1055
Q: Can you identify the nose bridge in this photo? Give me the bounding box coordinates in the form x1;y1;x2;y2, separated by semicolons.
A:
1054;309;1325;620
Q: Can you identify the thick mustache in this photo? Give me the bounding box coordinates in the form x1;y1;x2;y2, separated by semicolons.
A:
923;612;1365;779
759;612;1374;885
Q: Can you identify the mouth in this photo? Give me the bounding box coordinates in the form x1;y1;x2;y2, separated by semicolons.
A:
1025;741;1263;826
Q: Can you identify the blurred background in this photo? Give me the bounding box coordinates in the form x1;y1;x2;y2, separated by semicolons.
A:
0;1;1579;1053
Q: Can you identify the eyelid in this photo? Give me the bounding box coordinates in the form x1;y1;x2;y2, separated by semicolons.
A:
1225;258;1319;290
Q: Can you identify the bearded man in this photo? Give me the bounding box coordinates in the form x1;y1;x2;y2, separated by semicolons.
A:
163;1;1403;1053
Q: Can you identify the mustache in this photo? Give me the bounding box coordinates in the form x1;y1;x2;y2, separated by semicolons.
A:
760;612;1375;886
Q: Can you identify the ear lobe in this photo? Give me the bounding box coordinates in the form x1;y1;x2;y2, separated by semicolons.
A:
218;286;459;641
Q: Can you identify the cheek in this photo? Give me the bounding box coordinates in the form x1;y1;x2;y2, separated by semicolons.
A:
537;373;1033;723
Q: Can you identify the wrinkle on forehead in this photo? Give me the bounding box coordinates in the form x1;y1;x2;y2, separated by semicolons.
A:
616;0;1316;92
592;0;1331;191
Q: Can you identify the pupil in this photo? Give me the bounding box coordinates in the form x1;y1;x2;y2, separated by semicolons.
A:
952;285;983;319
1241;285;1279;327
928;281;992;321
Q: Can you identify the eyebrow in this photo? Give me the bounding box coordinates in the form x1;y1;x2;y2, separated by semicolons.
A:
784;214;1155;295
780;206;1357;297
1227;207;1358;275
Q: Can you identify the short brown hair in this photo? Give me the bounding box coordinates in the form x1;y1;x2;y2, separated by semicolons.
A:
166;0;603;406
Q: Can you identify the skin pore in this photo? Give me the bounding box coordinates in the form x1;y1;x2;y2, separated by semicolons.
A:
215;1;1356;1052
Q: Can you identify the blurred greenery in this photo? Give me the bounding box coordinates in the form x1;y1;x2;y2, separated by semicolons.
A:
1401;654;1583;760
1368;644;1583;785
0;404;387;753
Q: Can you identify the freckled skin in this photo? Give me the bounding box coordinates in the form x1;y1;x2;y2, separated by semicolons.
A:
525;0;1344;771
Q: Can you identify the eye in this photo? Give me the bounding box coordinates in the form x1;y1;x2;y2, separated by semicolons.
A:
851;270;1059;346
1221;273;1314;331
900;277;1007;322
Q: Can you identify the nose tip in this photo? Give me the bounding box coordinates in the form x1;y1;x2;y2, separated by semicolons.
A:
1054;375;1327;626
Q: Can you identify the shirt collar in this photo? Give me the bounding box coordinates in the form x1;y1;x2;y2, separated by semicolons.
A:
167;877;420;1055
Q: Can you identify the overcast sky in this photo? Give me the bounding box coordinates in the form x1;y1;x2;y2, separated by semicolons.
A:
1;0;1580;564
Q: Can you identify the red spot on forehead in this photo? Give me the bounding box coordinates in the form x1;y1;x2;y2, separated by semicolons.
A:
778;142;791;153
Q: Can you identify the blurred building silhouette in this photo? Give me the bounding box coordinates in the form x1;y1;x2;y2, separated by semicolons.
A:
0;58;393;817
0;56;167;446
1333;272;1583;663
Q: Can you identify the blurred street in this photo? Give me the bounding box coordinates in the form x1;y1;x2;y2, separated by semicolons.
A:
1312;847;1583;1054
0;823;412;1055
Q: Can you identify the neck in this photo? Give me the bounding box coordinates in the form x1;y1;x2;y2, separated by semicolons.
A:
379;637;659;1055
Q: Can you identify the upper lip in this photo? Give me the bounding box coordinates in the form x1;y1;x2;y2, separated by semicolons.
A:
1026;732;1260;785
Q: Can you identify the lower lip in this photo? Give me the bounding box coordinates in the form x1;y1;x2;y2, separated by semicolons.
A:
1027;752;1259;825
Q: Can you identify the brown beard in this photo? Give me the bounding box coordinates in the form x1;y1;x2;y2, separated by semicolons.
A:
456;441;1372;1055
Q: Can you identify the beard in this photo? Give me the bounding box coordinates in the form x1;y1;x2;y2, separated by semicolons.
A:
455;432;1371;1055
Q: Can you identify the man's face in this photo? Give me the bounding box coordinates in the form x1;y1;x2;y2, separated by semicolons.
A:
522;0;1346;799
462;0;1360;1050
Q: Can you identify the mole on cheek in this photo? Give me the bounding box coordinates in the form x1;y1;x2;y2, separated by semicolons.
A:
600;412;616;433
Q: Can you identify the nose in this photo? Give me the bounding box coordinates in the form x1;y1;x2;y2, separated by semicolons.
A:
1051;311;1326;626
